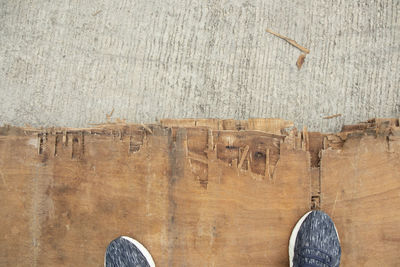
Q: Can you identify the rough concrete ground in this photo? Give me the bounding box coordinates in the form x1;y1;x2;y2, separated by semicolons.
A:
0;0;399;132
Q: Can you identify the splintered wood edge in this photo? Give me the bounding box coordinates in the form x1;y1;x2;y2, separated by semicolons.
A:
1;118;398;169
1;118;397;135
0;118;294;136
1;117;399;211
0;118;398;139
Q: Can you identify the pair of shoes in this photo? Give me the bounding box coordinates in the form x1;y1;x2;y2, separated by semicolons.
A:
105;211;341;267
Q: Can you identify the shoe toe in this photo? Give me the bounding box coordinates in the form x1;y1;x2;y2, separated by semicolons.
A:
293;211;341;267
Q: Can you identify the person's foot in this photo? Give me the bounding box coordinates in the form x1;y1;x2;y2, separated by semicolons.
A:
289;211;341;267
105;236;155;267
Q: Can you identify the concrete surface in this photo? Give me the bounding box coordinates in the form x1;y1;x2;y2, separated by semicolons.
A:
0;0;399;132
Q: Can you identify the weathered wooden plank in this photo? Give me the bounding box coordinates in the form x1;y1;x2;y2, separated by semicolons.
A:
321;131;400;266
0;118;399;266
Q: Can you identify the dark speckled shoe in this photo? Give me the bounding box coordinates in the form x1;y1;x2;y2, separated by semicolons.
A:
289;211;341;267
105;236;155;267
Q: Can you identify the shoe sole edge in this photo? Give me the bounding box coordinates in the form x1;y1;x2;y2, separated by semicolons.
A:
288;211;340;267
122;236;156;267
289;211;313;267
104;236;156;267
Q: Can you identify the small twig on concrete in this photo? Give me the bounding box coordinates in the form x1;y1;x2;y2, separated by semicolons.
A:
266;29;310;54
92;10;102;16
323;114;342;119
106;108;114;122
296;54;306;70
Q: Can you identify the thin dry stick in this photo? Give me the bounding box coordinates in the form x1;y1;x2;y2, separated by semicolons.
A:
303;126;309;151
141;123;153;134
296;54;306;70
266;29;310;54
323;114;342;119
238;145;250;170
247;153;252;172
106;108;114;122
265;148;270;179
92;10;102;16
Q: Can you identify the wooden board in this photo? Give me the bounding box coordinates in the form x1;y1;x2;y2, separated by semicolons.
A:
321;119;400;266
0;118;399;266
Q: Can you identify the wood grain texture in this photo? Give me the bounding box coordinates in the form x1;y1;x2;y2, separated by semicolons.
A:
0;119;310;266
321;119;400;266
0;1;399;132
0;118;399;266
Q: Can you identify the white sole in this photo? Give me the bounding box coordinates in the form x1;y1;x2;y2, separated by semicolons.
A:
104;236;156;267
288;211;340;267
289;211;312;267
122;236;156;267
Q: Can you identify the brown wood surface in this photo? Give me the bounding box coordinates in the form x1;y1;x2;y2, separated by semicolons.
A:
321;120;400;266
0;118;399;266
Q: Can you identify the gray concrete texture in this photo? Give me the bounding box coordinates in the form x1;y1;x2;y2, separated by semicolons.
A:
0;0;399;132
